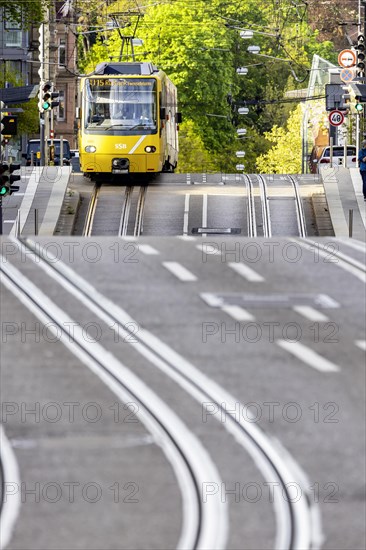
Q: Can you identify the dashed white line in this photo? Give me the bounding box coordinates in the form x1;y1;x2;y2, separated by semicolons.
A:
162;261;198;282
228;262;265;282
355;340;366;351
196;243;222;256
277;340;340;373
292;306;330;322
138;244;160;255
221;305;255;322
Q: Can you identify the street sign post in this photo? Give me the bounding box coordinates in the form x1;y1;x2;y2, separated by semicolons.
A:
338;49;357;68
328;110;345;127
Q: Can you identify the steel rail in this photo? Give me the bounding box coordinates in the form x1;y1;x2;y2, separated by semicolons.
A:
243;174;257;237
0;255;226;550
257;174;272;238
118;185;134;237
287;175;307;238
133;185;147;236
18;236;323;550
83;183;100;237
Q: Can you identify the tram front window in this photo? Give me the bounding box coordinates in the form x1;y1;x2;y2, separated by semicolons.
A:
84;77;157;134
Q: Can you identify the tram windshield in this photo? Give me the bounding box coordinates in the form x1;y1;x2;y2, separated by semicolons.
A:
84;77;157;134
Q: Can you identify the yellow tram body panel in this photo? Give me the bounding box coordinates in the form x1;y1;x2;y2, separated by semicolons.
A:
78;62;180;176
79;134;164;174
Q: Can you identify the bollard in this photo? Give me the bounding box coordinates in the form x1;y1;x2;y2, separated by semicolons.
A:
34;209;38;235
349;209;353;238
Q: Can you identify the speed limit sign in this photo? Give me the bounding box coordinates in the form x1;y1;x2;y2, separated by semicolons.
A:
328;110;345;126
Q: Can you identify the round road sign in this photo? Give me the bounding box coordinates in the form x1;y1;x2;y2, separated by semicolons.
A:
329;110;345;127
338;49;357;68
340;67;355;82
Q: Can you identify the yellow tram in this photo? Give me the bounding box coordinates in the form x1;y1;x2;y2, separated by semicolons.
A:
78;62;181;178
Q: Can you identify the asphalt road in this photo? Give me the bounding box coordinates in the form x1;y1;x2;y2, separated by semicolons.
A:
1;235;365;549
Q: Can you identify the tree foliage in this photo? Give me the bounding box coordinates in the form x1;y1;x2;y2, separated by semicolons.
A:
0;0;50;28
78;0;339;173
255;104;303;174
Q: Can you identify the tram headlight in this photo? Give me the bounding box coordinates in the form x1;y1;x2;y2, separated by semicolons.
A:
144;146;156;153
85;145;96;153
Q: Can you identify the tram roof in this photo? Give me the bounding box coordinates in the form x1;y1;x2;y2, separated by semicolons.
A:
94;62;159;76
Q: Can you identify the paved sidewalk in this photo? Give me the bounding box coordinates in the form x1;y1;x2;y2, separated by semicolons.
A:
8;166;72;237
320;166;366;241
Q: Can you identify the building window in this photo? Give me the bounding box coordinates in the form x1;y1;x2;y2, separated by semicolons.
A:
58;39;66;68
4;17;22;47
57;90;65;121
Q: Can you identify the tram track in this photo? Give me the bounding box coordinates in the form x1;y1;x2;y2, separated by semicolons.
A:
244;174;257;237
257;174;272;238
0;239;227;550
3;235;324;550
83;182;148;237
83;183;100;237
287;175;307;238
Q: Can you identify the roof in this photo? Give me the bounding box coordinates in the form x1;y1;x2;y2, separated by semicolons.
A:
94;62;158;76
0;85;39;104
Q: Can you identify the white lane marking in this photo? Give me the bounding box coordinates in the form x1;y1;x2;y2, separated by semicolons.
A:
202;193;208;237
183;193;190;235
196;243;222;256
293;306;330;322
221;305;255;322
200;292;224;307
138;244;160;255
128;135;147;154
277;340;340;373
162;261;197;282
3;220;16;223
0;425;21;550
293;239;366;284
228;262;265;282
355;340;366;351
200;293;255;321
177;235;196;241
20;238;323;550
1;260;228;550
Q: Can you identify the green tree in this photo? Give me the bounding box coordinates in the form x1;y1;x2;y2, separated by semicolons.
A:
0;0;50;28
255;103;303;174
0;70;39;135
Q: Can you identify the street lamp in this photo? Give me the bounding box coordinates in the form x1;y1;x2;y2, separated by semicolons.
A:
236;151;245;157
247;45;261;54
240;30;254;39
237;128;247;135
236;164;245;171
238;107;249;115
236;67;248;75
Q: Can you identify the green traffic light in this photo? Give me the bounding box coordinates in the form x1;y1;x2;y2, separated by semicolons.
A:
0;185;9;196
356;102;364;112
42;101;50;110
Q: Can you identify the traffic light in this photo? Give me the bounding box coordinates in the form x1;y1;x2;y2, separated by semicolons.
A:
0;163;21;197
356;34;366;77
50;89;60;109
355;101;364;112
0;115;18;136
41;82;52;111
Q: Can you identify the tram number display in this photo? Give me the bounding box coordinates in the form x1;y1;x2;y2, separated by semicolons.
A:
328;110;344;127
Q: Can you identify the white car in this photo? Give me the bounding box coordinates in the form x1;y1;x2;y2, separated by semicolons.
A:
309;145;357;173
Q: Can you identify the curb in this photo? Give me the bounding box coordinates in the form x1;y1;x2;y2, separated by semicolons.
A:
54;188;81;236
